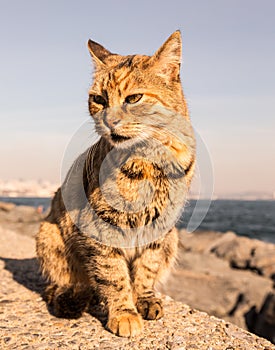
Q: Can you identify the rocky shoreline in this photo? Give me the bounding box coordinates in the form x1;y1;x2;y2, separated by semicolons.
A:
161;230;275;343
0;201;274;348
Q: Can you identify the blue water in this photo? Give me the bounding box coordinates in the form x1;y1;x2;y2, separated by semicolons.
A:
0;197;51;210
1;197;274;244
178;199;275;244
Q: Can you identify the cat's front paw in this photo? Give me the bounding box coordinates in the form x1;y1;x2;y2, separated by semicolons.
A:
107;312;143;337
137;297;163;320
48;285;89;319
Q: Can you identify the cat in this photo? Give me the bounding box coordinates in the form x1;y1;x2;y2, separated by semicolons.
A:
36;30;196;337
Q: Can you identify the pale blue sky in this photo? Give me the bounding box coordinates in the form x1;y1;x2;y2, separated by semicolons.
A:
0;0;274;196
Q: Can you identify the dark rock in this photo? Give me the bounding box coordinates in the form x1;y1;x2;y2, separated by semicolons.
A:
250;246;275;278
246;293;275;344
160;249;273;330
160;230;275;343
210;234;255;269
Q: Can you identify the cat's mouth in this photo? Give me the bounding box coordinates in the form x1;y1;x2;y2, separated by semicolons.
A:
110;132;132;143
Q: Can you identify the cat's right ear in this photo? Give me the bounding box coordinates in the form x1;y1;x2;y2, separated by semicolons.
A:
149;31;182;83
87;39;112;66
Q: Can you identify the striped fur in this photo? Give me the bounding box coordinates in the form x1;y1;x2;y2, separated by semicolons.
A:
36;31;195;337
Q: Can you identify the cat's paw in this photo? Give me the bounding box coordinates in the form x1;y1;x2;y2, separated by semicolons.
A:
136;297;163;320
107;312;143;337
51;285;89;319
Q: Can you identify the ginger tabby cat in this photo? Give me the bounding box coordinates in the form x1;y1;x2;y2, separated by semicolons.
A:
36;31;196;337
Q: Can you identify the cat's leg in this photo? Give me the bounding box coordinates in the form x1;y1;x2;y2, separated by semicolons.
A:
36;221;90;318
74;238;143;337
132;228;178;320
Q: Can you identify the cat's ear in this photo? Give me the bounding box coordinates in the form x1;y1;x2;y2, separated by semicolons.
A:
87;39;112;66
150;31;182;82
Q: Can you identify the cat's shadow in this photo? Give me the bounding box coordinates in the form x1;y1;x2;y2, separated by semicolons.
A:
0;257;44;294
0;256;108;326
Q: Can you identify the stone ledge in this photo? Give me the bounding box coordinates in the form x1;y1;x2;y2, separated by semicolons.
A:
0;226;274;349
0;294;274;350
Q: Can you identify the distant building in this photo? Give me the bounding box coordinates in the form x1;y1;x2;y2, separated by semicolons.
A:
0;179;59;197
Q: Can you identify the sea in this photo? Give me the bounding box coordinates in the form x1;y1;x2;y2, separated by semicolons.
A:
0;197;274;244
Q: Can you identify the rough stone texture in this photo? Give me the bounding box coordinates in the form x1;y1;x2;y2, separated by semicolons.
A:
0;225;274;349
160;230;275;343
160;250;273;330
179;230;275;279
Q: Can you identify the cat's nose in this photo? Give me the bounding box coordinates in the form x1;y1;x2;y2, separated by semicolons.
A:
110;119;120;127
103;116;121;129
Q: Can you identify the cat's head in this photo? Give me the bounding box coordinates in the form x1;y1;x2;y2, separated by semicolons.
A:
87;31;189;148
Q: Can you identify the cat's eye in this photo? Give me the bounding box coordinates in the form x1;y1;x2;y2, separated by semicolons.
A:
125;94;143;104
91;94;107;107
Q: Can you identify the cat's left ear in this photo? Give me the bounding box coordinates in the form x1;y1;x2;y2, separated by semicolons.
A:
150;31;182;83
87;39;112;67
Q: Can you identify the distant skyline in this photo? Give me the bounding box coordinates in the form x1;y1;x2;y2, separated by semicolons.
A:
0;0;274;197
